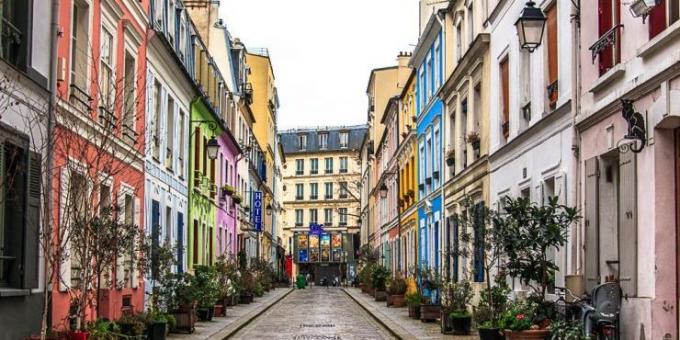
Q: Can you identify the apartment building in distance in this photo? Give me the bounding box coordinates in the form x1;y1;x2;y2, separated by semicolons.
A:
279;126;366;284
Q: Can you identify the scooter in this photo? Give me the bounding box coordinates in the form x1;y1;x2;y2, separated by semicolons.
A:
582;282;622;340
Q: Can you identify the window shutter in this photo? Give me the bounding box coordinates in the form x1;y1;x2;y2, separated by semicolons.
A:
597;0;614;75
584;157;600;292
452;216;459;282
116;193;125;287
24;151;42;289
473;203;485;283
59;168;71;292
618;151;637;296
132;197;140;288
554;172;567;205
546;4;558;106
177;212;184;273
649;0;667;39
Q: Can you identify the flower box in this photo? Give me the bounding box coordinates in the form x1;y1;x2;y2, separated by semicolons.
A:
390;294;405;308
420;304;440;322
503;329;550;340
171;304;196;334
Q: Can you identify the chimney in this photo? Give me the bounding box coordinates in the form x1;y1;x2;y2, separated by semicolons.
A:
397;52;411;68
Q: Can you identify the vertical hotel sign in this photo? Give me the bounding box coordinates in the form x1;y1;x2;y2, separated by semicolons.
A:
253;191;263;232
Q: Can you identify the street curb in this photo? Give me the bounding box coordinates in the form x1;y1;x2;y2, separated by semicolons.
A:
341;288;416;340
210;287;294;340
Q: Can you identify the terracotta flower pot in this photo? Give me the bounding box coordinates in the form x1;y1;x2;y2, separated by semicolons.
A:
391;294;405;308
420;304;440;322
374;290;387;301
408;306;421;319
478;328;503;340
504;329;551;340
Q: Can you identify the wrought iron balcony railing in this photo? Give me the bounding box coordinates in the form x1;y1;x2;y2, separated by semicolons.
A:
589;24;624;63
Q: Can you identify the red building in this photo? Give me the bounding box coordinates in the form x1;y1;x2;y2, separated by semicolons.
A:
51;0;148;329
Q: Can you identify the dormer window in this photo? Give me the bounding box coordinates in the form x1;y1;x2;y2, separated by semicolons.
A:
339;132;349;148
318;133;328;149
298;134;307;150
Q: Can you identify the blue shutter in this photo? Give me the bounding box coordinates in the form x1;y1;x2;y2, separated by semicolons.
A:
434;221;439;270
151;201;160;280
453;216;459;282
177;212;184;273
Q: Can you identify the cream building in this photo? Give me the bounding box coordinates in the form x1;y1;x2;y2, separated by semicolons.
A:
279;126;367;284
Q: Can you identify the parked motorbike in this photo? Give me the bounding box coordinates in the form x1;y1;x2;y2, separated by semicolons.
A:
553;282;621;340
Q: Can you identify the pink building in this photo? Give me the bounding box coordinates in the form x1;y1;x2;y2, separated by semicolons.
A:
577;1;680;338
217;131;242;259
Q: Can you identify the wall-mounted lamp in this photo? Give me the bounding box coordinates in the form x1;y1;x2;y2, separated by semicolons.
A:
516;1;547;52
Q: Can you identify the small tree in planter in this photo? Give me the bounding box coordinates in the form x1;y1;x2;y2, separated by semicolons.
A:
405;291;423;319
386;275;408;307
492;196;579;337
144;240;177;339
215;255;241;309
168;272;198;333
419;266;442;322
192;265;220;321
240;271;256;304
358;263;376;294
371;265;391;301
448;281;473;335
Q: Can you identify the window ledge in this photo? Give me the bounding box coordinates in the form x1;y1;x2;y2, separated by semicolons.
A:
0;288;31;298
589;64;626;94
637;20;680;59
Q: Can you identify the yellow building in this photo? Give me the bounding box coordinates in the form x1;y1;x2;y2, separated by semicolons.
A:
440;0;491;283
279;126;367;283
395;70;419;291
247;50;280;261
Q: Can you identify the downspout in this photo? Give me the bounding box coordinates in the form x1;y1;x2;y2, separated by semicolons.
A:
42;0;60;337
571;0;582;277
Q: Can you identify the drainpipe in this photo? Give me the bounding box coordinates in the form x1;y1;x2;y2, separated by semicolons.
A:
42;0;60;336
571;0;582;277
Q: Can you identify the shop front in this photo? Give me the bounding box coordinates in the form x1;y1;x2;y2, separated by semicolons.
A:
293;224;355;285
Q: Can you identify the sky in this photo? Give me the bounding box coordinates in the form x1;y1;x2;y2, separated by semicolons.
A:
220;0;420;130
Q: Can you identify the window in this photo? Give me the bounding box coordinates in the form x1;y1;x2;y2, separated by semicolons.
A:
433;120;440;186
339;181;348;199
339;208;348;226
178;12;187;61
99;26;115;120
456;23;462;61
339;157;348;173
167;0;176;45
70;1;89;92
339;132;349;148
310;158;318;174
546;4;558;110
295;159;304;175
165;207;172;243
468;2;474;46
418;67;426;113
324;208;333;225
0;0;30;68
500;58;510;141
0;132;40;289
472;86;481;160
295;209;303;226
519;48;531;129
310;183;318;200
418;138;425;191
166;96;175;170
318;133;328;149
426;54;433;100
152;81;162;160
153;0;163;26
122;193;135;287
298;134;307;150
597;0;621;76
295;184;304;200
325;157;333;174
178;110;186;178
325;182;334;199
434;38;441;89
309;209;318;224
99;184;111;214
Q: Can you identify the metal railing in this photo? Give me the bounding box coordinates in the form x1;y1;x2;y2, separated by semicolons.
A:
1;17;23;66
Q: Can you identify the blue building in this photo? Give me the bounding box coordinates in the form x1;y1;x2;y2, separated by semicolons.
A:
412;14;444;275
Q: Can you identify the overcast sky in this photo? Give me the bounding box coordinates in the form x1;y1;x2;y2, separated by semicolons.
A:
219;0;419;130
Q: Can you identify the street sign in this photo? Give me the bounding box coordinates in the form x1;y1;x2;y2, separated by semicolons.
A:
253;191;263;232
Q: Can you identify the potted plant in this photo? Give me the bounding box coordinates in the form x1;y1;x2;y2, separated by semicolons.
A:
240;271;256;304
387;275;408;308
232;193;243;205
449;281;473;334
358;264;375;295
371;265;390;301
446;149;455;167
405;292;422;319
193;265;220;321
145;310;175;340
117;313;146;338
493;197;580;338
498;299;548;339
475;282;510;340
419;267;441;322
85;319;118;340
215;256;241;314
466;131;480;144
170;272;198;333
222;185;236;197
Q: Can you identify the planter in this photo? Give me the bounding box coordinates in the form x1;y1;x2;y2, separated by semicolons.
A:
69;332;88;340
408;306;421;319
391;294;405;308
478;328;503;340
440;311;453;334
385;294;393;307
374;290;387;302
214;304;225;317
223;296;236;307
146;321;167;340
239;293;254;304
359;283;366;293
420;304;440;322
171;305;196;334
197;306;215;321
504;329;550;340
451;314;472;335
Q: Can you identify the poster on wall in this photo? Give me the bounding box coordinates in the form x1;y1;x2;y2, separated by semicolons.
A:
320;234;331;262
298;234;308;248
331;233;342;249
298;249;308;263
310;248;320;262
332;249;342;262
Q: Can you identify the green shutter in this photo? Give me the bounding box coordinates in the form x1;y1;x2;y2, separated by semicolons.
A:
584;157;599;292
618;151;637;297
24;151;41;289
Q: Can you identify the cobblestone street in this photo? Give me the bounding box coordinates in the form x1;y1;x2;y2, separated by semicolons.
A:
230;287;396;340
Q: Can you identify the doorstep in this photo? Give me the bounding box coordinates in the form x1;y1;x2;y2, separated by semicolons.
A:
342;288;477;340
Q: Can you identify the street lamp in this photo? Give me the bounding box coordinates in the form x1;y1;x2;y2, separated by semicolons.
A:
206;136;220;160
629;0;661;20
266;203;273;216
516;1;547;52
379;183;389;199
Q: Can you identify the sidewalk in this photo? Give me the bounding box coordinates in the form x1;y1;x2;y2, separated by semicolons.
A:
343;287;477;340
168;286;293;340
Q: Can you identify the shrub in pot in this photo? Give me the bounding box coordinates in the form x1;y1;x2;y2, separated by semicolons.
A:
86;319;119;340
405;292;422;319
371;265;390;302
240;271;256;304
117;313;146;337
358;264;375;295
498;298;550;340
168;272;198;333
193;265;220;322
145;310;175;340
419;267;441;322
387;275;408;308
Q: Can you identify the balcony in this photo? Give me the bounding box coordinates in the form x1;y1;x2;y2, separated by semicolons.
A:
589;25;624;64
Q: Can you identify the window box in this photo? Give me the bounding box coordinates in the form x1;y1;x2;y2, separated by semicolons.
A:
425;177;432;185
418;184;425;191
432;171;439;180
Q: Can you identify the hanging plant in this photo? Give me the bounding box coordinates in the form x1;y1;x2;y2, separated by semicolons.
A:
232;193;243;205
466;131;480;143
223;185;236;196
